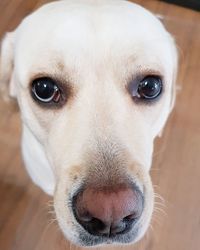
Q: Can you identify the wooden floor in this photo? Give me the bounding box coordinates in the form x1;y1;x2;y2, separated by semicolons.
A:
0;0;200;250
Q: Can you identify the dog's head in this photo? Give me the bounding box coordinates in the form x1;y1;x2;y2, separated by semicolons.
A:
0;0;177;247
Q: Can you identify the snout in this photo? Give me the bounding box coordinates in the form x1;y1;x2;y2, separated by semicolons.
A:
54;164;154;246
54;140;154;246
72;184;144;237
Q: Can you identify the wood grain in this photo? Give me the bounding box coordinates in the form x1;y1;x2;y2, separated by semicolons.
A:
0;1;200;250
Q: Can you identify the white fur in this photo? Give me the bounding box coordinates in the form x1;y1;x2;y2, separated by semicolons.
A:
0;0;177;247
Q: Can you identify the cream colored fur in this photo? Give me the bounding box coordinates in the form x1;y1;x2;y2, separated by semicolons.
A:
0;0;177;247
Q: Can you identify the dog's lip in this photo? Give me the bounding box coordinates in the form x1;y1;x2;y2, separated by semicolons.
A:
77;232;138;247
75;219;140;246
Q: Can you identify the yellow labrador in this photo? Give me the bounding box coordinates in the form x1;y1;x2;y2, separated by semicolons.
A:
0;0;177;247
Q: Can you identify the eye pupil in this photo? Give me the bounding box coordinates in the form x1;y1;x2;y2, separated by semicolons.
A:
35;81;54;99
138;76;162;99
32;78;60;103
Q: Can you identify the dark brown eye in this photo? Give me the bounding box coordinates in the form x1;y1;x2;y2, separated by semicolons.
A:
137;76;162;100
31;78;61;103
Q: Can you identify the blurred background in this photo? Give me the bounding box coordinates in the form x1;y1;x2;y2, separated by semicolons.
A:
0;0;200;250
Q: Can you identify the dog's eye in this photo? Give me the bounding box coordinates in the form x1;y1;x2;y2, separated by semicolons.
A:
137;76;162;100
31;78;61;103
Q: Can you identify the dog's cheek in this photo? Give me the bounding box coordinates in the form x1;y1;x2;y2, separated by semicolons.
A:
126;160;154;239
136;173;154;242
16;88;62;144
53;176;81;244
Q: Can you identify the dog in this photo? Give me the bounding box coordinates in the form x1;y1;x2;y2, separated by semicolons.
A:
0;0;178;247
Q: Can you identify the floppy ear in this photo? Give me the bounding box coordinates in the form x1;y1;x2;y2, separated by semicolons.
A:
0;32;16;100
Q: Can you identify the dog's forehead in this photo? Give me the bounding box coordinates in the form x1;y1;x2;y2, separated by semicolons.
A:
15;0;174;84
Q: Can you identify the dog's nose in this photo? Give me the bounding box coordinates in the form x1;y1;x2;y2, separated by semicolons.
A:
73;185;143;236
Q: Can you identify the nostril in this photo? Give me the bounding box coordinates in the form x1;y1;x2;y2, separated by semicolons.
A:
75;209;109;235
123;212;140;223
90;218;109;235
78;215;110;236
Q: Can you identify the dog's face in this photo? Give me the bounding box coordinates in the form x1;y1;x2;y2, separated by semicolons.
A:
0;0;177;247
